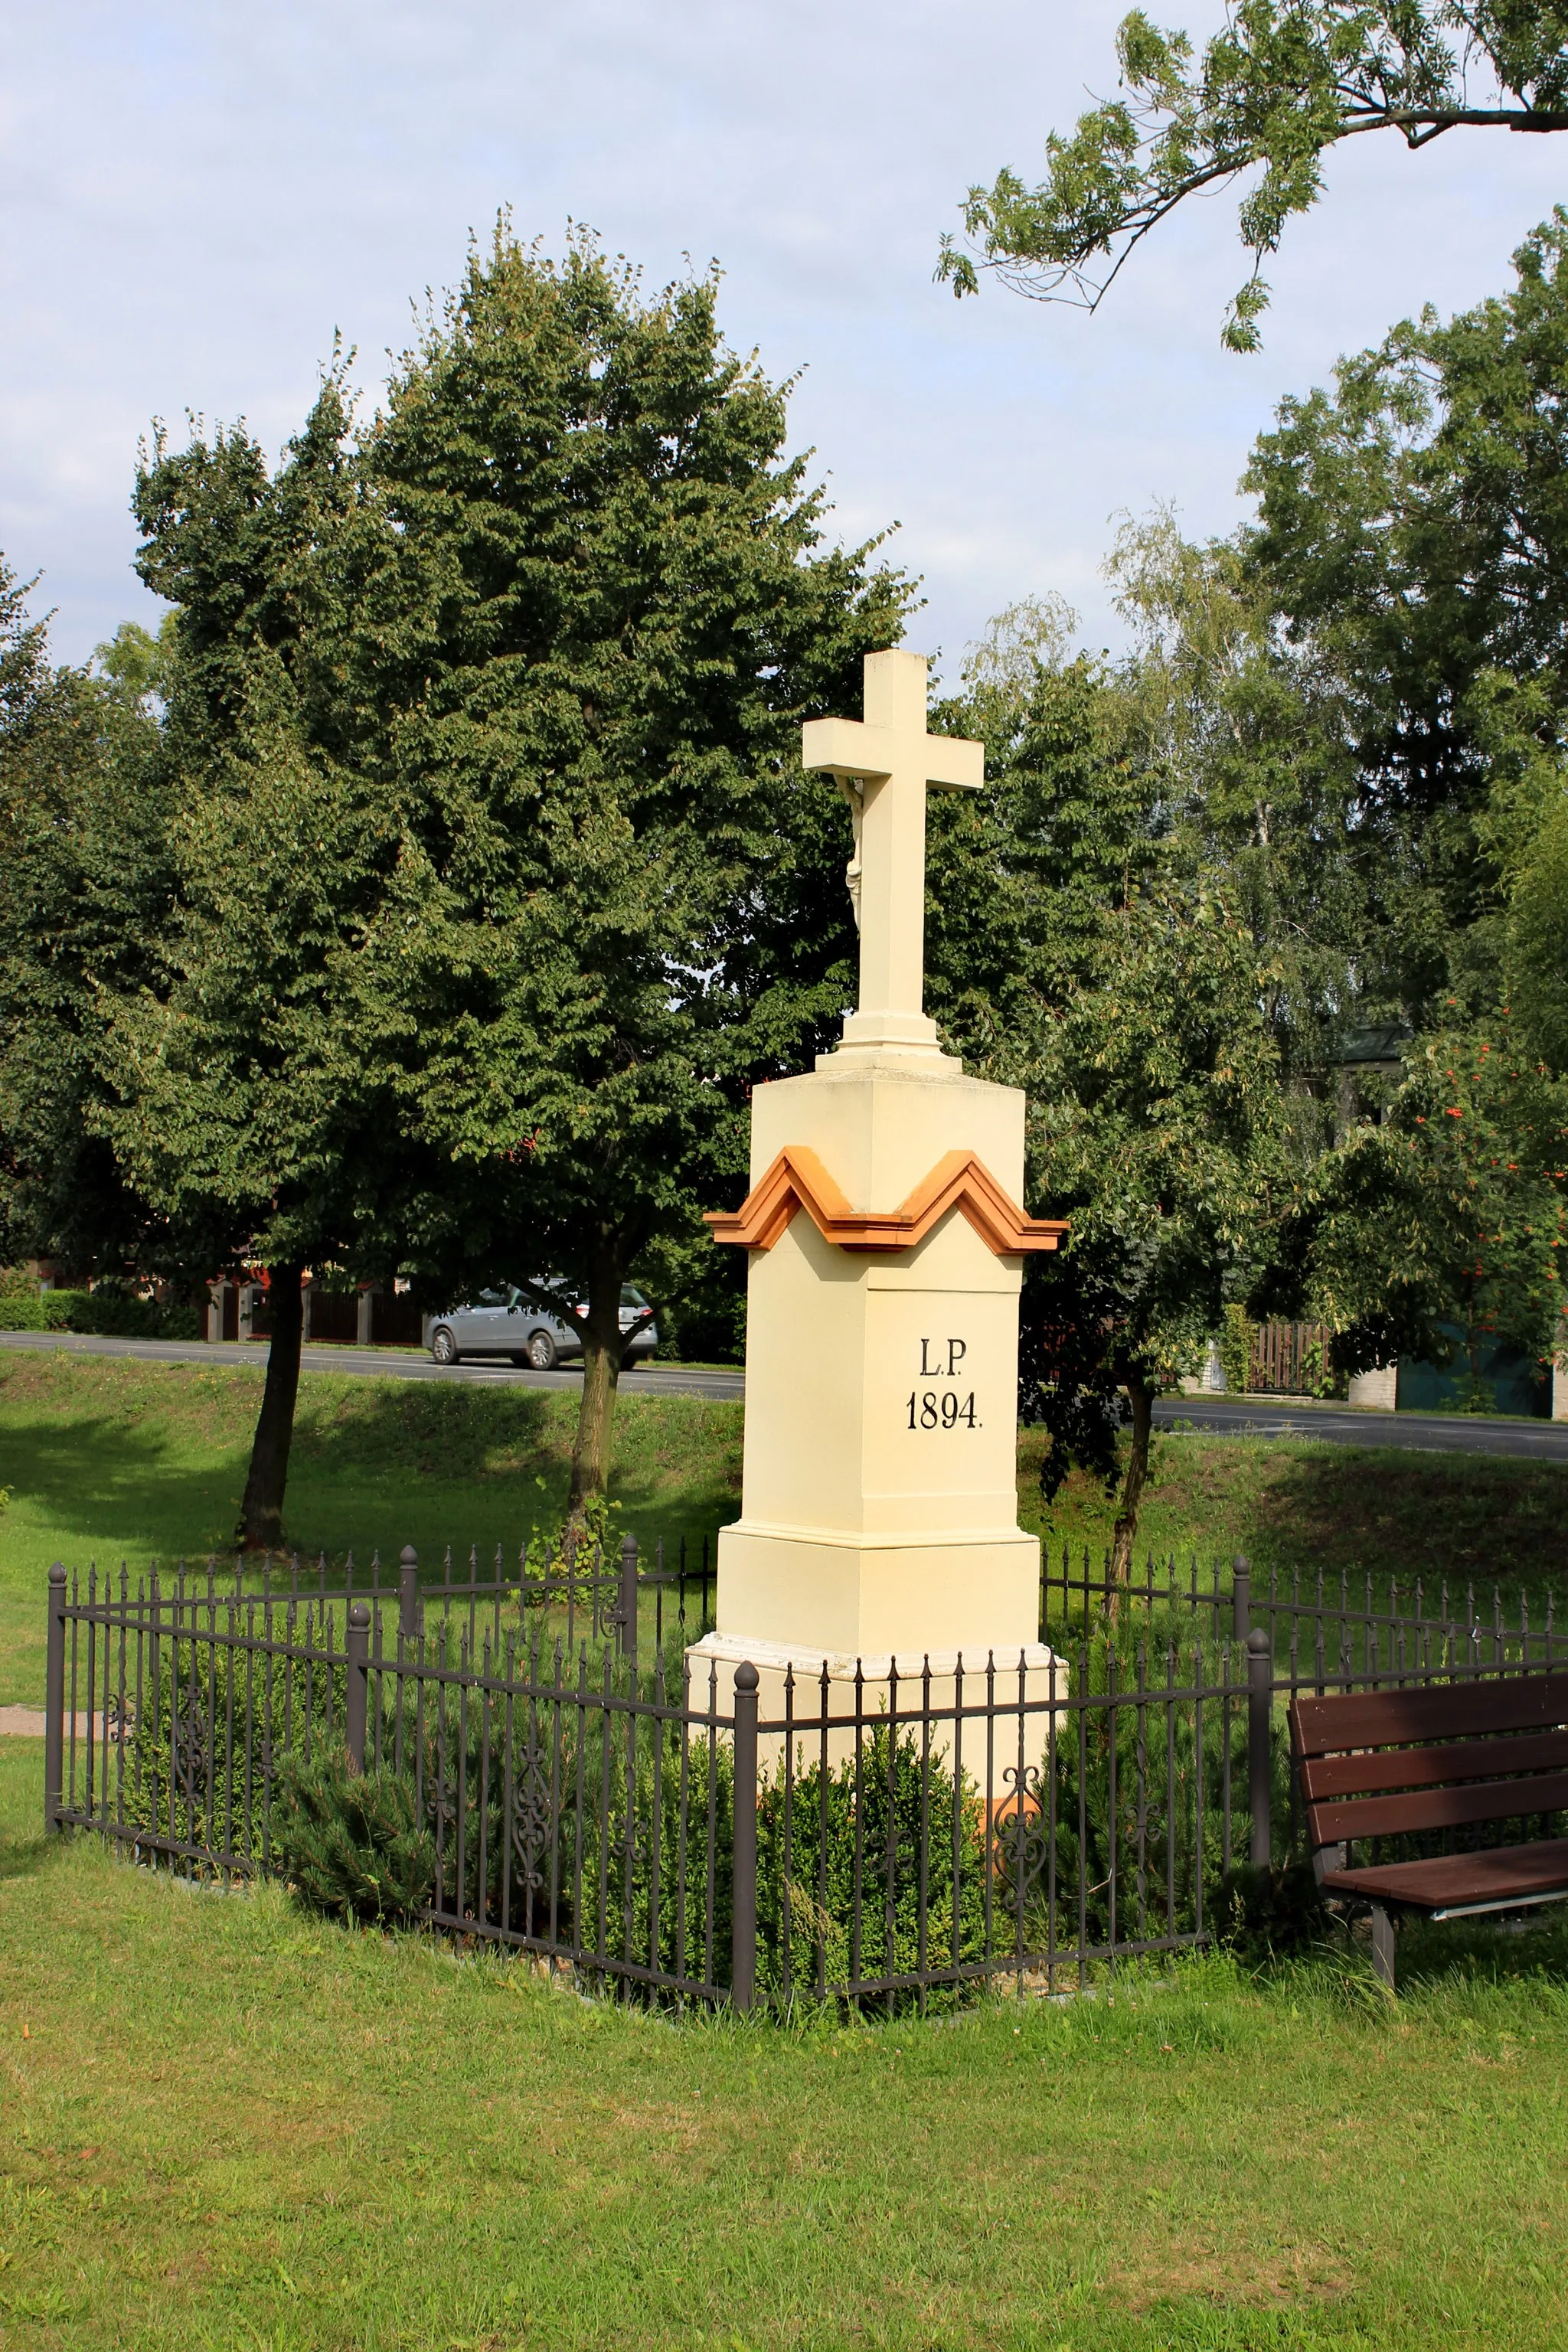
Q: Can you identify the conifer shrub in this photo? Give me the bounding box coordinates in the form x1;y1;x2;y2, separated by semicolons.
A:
269;1749;435;1927
755;1724;990;2011
125;1638;346;1863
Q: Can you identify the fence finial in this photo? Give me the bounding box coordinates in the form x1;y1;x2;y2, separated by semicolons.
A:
398;1545;420;1643
345;1600;371;1772
618;1533;639;1671
1231;1554;1251;1644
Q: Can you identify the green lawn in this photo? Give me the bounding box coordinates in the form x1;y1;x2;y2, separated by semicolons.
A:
0;1352;743;1707
3;1357;1568;2346
2;1741;1566;2350
2;1351;1566;1704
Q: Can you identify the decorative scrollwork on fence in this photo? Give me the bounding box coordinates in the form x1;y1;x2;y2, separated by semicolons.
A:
172;1699;210;1805
510;1714;555;1898
991;1762;1048;1906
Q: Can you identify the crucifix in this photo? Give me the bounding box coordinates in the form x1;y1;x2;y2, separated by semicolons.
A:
802;649;982;1054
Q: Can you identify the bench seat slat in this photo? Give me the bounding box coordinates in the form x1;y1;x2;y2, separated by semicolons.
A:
1300;1730;1568;1802
1321;1837;1568;1914
1292;1674;1568;1759
1311;1769;1568;1847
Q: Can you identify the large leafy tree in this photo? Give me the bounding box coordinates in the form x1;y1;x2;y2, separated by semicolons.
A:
101;382;425;1547
320;230;909;1515
926;632;1292;1576
0;564;196;1287
939;2;1568;348
1240;219;1568;1377
1274;1019;1567;1381
79;231;904;1544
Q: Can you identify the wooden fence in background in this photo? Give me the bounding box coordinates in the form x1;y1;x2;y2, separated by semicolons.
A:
1248;1321;1334;1396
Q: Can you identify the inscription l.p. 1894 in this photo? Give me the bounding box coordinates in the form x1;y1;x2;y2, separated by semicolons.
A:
906;1337;981;1430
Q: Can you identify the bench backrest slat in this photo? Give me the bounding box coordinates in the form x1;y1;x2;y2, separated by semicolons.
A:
1289;1673;1568;1859
1292;1674;1568;1759
1311;1770;1568;1848
1300;1729;1568;1803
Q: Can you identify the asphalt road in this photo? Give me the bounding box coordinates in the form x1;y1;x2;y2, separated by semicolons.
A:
3;1328;1566;1459
0;1325;748;1402
1155;1392;1568;1461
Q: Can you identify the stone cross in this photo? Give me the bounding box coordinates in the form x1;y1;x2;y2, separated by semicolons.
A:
802;649;982;1054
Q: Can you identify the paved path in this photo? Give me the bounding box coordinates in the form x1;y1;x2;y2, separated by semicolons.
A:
3;1328;1565;1458
0;1707;104;1739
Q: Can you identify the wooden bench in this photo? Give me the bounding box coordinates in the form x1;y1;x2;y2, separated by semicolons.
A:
1289;1673;1568;1988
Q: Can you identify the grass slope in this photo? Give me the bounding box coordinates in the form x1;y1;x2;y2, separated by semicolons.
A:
0;1354;743;1706
3;1353;1566;1705
2;1743;1566;2350
1020;1425;1568;1591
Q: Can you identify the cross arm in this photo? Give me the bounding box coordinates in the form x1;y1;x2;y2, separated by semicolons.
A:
802;717;983;792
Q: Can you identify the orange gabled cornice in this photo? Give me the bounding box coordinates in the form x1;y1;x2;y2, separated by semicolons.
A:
704;1146;1067;1258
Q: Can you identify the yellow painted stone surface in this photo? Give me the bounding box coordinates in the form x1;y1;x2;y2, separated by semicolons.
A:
701;649;1057;1690
716;1051;1038;1659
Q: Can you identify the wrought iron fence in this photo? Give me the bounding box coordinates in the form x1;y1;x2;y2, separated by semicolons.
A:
40;1534;1566;2015
43;1553;736;2002
60;1530;720;1660
750;1638;1253;2011
1038;1544;1561;1697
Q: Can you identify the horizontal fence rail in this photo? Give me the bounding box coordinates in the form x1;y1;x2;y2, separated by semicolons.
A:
41;1532;1568;2015
45;1552;735;2004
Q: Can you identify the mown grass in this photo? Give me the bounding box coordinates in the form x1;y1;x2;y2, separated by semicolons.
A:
0;1353;743;1706
1021;1423;1568;1592
2;1741;1566;2350
3;1351;1566;1705
4;1365;1568;2347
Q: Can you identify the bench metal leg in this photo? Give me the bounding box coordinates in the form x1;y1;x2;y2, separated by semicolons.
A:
1370;1906;1395;1991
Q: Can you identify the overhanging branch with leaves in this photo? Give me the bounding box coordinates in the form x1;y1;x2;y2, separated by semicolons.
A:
938;2;1568;349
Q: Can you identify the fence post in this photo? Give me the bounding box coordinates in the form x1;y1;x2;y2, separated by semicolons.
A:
619;1534;639;1674
1246;1625;1272;1870
398;1545;420;1644
730;1661;759;2014
1232;1553;1251;1644
345;1600;370;1773
44;1564;66;1836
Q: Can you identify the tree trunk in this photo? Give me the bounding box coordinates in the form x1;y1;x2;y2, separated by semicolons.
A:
1108;1371;1155;1606
567;1235;627;1525
238;1262;305;1550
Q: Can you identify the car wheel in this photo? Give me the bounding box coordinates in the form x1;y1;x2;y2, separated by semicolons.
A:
430;1326;458;1365
527;1330;557;1370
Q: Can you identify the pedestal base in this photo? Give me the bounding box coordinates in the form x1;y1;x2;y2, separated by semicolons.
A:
684;1630;1067;1798
714;1518;1041;1662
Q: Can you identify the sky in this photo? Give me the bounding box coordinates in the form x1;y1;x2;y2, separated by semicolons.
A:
4;1;1567;680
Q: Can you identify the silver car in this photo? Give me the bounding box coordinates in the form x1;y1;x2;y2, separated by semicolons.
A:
428;1284;658;1370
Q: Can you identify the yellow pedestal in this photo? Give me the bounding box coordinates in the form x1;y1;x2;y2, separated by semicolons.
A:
710;1044;1042;1662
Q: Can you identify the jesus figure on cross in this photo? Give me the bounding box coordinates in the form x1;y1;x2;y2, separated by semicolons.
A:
802;649;982;1059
